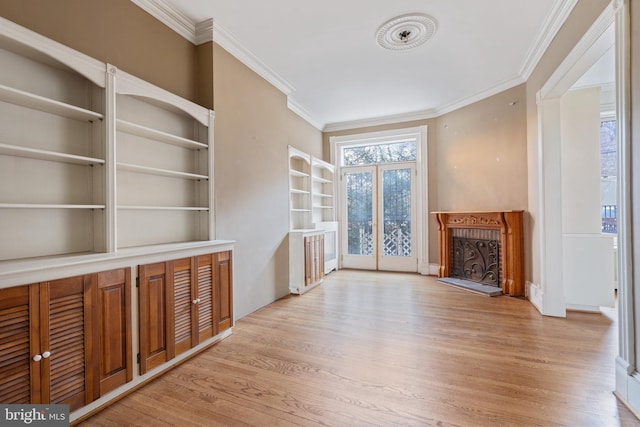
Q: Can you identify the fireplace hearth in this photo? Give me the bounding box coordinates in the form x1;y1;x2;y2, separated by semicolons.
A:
433;211;524;296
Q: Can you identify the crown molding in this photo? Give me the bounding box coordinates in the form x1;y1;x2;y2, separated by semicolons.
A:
287;99;324;131
131;0;578;135
324;74;524;133
434;74;525;116
519;0;579;80
130;0;196;43
195;19;214;45
323;108;438;133
539;1;615;100
212;22;295;95
130;1;295;96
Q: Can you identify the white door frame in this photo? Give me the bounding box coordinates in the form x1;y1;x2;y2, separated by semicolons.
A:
535;2;618;317
330;126;429;274
340;163;418;272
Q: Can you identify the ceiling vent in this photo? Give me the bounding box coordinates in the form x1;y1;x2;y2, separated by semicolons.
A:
376;13;437;51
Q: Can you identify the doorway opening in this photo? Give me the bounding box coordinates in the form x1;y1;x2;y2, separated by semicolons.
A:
535;6;621;317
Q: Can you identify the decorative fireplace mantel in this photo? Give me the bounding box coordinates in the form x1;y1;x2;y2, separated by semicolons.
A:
433;211;525;296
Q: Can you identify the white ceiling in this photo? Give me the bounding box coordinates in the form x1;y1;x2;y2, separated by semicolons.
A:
134;0;577;130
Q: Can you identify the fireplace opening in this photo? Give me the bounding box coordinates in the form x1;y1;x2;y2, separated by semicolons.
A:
451;236;500;287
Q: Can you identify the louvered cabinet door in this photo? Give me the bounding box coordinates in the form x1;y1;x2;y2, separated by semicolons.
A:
42;275;93;412
168;258;196;358
215;251;233;333
0;285;36;404
195;254;215;342
138;262;169;375
95;268;132;397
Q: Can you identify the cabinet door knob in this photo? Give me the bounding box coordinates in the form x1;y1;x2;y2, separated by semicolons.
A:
42;351;51;359
33;354;42;362
192;299;198;304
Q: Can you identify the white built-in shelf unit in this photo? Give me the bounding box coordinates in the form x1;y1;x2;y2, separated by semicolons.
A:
0;16;214;265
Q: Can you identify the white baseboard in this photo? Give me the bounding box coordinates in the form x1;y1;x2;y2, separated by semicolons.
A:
428;263;439;276
566;303;601;313
527;281;543;314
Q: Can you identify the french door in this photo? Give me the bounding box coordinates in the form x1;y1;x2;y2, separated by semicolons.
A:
341;162;417;271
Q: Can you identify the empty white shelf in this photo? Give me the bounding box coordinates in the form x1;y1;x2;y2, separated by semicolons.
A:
0;84;103;122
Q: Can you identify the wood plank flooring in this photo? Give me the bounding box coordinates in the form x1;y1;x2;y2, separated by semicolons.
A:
79;270;639;426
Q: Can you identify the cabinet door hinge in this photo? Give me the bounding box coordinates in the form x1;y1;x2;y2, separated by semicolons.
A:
136;278;140;288
137;353;141;364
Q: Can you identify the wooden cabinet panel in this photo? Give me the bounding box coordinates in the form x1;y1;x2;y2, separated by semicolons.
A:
168;257;196;357
138;251;232;372
0;270;132;410
215;251;233;333
304;235;324;286
95;268;132;397
0;285;33;404
138;262;169;375
43;276;92;411
196;254;215;342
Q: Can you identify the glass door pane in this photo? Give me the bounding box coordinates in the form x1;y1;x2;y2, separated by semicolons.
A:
341;167;376;270
378;163;417;271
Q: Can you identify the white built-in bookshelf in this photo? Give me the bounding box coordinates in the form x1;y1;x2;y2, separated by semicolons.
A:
288;146;312;231
0;16;214;265
288;146;338;283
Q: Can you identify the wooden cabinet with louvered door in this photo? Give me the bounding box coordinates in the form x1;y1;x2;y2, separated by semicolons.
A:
43;275;93;412
215;251;233;333
0;269;132;410
0;285;33;404
195;254;216;343
0;277;92;411
167;257;196;358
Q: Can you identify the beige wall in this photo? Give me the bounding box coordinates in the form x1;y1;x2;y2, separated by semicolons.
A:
324;84;527;264
213;44;322;318
0;0;198;102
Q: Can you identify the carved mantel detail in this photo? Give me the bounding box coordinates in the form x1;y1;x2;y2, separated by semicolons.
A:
432;210;525;297
449;215;501;226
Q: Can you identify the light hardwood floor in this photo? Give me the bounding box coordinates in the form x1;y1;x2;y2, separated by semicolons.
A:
80;270;638;426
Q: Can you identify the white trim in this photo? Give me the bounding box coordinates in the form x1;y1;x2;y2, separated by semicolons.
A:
116;68;211;125
105;65;117;253
70;327;233;423
130;0;296;98
539;4;616;99
213;22;295;96
427;263;439;276
331;126;428;273
129;0;577;133
614;0;636;399
527;281;544;314
130;0;196;43
195;18;214;45
287;98;324;130
0;240;234;289
565;304;601;313
519;0;579;79
323;74;524;132
0;16;106;87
